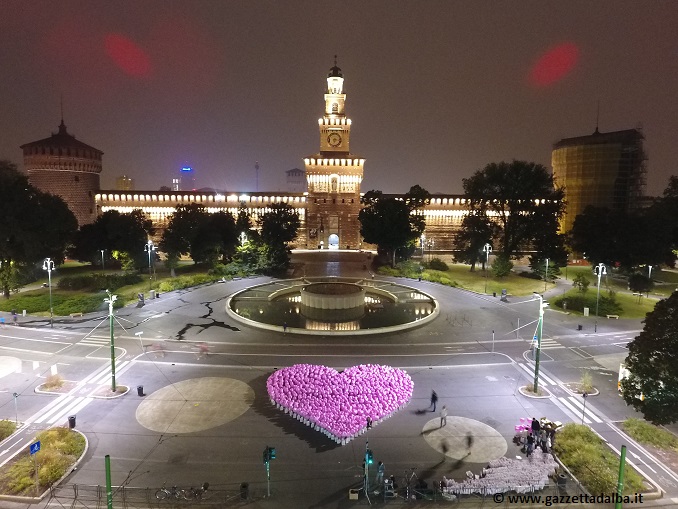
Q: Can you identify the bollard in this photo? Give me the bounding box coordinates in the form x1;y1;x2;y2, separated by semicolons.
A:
68;415;76;429
137;385;144;397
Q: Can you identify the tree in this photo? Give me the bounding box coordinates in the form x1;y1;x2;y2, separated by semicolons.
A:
462;161;565;258
621;292;678;424
404;185;431;210
70;209;152;269
628;273;654;295
0;161;77;297
192;211;238;266
453;212;496;271
359;191;425;266
572;273;590;293
160;203;209;274
570;205;673;269
235;202;258;243
258;202;300;271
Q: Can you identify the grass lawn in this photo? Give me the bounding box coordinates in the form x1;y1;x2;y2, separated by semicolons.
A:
423;263;556;297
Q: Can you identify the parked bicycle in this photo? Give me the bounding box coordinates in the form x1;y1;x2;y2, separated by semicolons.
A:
181;482;210;501
155;482;182;500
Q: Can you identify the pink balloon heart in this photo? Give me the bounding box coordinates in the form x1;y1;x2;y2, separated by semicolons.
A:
267;364;413;444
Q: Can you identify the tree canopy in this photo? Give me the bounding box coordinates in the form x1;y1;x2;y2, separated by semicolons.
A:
70;209;152;269
461;161;565;259
0;160;77;297
621;292;678;424
359;190;425;265
569;205;674;269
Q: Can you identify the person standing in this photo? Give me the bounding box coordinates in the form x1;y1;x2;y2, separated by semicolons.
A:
439;405;447;427
283;322;288;333
526;433;535;457
430;390;438;412
11;310;17;325
531;417;540;434
375;461;385;488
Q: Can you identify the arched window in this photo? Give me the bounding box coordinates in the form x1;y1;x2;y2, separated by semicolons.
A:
332;103;338;114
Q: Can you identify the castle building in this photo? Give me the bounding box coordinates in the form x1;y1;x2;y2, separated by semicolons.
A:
22;61;475;253
552;128;647;233
20;119;102;226
304;60;365;249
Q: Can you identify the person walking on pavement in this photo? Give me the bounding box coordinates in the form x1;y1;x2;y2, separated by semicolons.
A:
11;310;17;325
466;432;474;456
375;461;385;488
429;390;438;412
440;405;447;427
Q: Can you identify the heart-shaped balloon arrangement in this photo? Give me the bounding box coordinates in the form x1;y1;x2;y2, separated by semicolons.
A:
267;364;414;444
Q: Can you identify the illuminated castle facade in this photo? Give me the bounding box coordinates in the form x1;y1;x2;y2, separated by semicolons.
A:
22;61;472;252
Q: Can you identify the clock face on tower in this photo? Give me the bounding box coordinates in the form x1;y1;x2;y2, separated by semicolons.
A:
327;132;342;147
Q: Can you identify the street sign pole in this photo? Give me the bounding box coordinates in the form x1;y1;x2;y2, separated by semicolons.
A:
30;441;41;496
105;455;113;509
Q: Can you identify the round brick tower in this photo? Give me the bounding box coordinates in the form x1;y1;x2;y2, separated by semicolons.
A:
20;120;103;226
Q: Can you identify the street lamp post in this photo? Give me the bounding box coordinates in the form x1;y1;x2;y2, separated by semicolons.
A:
544;258;549;293
144;240;156;291
42;258;55;328
532;292;548;394
12;392;18;424
104;290;118;392
420;234;426;258
100;250;105;271
482;243;492;294
593;263;607;333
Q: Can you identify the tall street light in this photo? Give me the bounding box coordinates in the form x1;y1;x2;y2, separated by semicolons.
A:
104;290;118;392
532;292;548;393
144;240;156;291
593;263;607;333
544;258;549;293
482;243;492;294
420;234;426;258
42;258;55;328
100;249;105;271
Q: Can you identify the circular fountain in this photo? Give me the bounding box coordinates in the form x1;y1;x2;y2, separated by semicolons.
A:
226;277;437;335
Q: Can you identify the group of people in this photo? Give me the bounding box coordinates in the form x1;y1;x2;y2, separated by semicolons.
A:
522;417;556;457
0;310;19;327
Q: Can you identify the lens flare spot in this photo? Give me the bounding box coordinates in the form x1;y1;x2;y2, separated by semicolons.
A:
529;42;579;87
104;33;152;78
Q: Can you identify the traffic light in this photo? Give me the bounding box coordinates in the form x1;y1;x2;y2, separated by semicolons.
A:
366;449;374;465
263;446;276;464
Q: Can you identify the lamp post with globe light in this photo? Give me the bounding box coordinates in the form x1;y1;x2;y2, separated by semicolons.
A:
42;258;55;328
144;240;156;291
482;243;492;294
104;290;117;392
532;292;549;393
593;263;607;333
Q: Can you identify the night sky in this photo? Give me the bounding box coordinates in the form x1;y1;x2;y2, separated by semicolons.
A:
1;1;676;196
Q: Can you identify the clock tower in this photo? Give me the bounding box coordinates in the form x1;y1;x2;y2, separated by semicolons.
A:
304;58;364;249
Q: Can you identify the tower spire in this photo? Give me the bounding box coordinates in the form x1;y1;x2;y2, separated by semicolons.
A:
594;99;600;134
58;94;68;135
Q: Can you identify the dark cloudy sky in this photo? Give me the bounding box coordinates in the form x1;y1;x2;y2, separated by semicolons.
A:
1;1;676;196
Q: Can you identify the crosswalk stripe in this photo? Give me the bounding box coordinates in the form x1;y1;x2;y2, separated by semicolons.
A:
48;397;92;425
558;397;591;424
91;361;129;385
79;337;110;347
34;396;82;424
566;396;603;423
516;363;555;386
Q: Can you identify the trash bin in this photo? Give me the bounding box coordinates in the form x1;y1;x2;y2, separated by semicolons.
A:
137;385;144;396
68;415;76;429
493;292;496;297
557;473;567;488
577;324;583;331
150;290;156;299
240;482;249;500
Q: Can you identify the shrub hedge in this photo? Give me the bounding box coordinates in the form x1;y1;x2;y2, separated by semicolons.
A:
57;273;142;291
554;423;645;494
